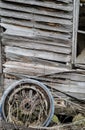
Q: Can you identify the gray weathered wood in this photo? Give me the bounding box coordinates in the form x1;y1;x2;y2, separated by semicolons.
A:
2;39;71;54
2;0;73;11
0;1;73;20
5;46;71;63
3;70;85;100
0;23;71;42
1;18;72;33
0;9;72;26
0;45;1;73
2;35;72;48
3;61;69;77
72;0;80;65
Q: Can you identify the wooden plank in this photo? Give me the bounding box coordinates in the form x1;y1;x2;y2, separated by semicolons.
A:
1;17;72;33
35;75;85;86
3;0;73;4
5;46;71;63
0;26;4;94
57;0;72;3
0;48;1;73
0;23;72;42
78;30;85;34
0;26;2;73
2;35;72;48
2;39;71;55
0;1;73;20
4;68;84;84
3;53;68;69
43;82;85;94
4;78;85;100
1;46;67;69
76;64;85;69
72;0;80;64
0;9;73;26
3;61;69;77
64;92;85;100
3;70;85;95
2;0;73;11
47;72;85;82
34;75;85;87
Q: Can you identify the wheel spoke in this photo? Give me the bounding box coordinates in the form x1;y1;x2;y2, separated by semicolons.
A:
21;90;26;97
32;92;39;102
30;99;40;114
28;89;33;99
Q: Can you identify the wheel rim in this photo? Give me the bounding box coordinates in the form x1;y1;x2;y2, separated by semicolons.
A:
1;79;54;127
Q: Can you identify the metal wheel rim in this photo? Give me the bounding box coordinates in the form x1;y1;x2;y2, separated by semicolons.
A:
0;79;54;127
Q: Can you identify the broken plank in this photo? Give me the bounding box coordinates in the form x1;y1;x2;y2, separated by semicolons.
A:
0;23;72;42
3;61;70;77
47;72;85;82
1;17;72;33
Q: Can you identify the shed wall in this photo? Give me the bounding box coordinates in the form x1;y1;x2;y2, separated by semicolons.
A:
0;0;85;100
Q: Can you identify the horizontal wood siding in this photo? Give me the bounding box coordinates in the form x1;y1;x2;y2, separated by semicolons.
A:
0;0;73;64
4;71;85;100
0;0;85;100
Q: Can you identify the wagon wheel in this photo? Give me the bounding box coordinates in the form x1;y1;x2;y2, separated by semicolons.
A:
1;79;54;127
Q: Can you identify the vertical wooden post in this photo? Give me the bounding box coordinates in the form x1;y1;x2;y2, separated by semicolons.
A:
72;0;80;66
0;25;2;74
0;21;4;94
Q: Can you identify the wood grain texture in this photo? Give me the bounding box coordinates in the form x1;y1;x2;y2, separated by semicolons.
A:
0;1;73;19
3;70;85;100
5;46;71;63
3;61;69;77
0;0;73;68
2;0;73;11
0;25;2;73
0;0;84;104
0;1;85;130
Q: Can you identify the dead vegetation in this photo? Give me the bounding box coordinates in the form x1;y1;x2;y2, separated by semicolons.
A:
1;90;85;130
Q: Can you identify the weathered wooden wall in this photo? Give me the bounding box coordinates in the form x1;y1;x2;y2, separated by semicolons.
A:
0;1;85;130
0;0;85;100
0;0;73;65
